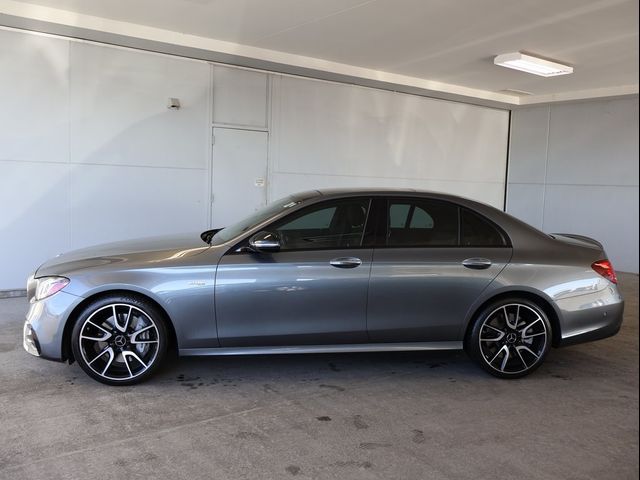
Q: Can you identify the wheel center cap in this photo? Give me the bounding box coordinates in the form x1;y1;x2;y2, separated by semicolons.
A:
506;332;518;344
114;335;127;347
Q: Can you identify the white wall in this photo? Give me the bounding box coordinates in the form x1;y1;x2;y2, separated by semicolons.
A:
0;28;510;289
0;29;210;289
507;97;639;273
268;75;509;207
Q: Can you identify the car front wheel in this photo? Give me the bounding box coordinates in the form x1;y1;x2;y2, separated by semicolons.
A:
71;295;168;385
468;298;551;378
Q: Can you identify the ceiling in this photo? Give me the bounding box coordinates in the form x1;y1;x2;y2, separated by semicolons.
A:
1;0;638;105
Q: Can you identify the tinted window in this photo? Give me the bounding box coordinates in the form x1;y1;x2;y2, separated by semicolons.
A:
386;199;458;246
461;209;507;247
274;198;370;250
409;207;434;228
389;204;411;228
211;195;301;244
281;207;336;230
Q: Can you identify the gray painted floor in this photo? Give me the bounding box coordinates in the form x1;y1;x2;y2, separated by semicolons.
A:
0;275;637;480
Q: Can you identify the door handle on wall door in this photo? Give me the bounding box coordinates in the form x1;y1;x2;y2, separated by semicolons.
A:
462;258;492;269
330;257;362;268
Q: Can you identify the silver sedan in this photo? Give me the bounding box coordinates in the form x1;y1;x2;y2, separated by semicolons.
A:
23;189;624;384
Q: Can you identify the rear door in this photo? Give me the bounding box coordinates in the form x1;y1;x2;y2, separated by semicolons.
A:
367;197;512;343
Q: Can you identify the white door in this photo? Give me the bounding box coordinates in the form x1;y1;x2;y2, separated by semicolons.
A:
211;127;268;228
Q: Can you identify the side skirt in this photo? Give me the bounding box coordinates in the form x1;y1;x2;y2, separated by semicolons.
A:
180;341;463;357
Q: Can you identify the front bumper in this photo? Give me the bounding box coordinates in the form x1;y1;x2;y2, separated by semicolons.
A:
23;321;41;356
23;290;83;361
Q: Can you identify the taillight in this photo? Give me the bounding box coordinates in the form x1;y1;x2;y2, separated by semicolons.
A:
592;259;618;284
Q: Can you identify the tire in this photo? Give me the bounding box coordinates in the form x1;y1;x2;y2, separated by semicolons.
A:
467;298;551;379
71;295;168;385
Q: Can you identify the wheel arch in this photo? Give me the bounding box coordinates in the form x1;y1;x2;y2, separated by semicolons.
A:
462;289;562;349
61;289;179;363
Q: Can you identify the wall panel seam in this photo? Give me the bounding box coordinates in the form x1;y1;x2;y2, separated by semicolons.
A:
541;105;551;231
67;37;73;251
503;109;512;212
206;63;214;229
507;181;639;188
0;158;207;171
273;170;506;184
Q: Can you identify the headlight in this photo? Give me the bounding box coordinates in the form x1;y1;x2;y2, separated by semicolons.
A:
33;276;70;302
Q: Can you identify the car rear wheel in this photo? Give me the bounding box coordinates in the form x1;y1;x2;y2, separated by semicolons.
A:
468;298;551;379
71;295;168;385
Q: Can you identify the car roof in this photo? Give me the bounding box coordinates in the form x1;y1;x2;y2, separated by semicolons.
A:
290;187;497;210
317;187;418;195
310;188;481;205
293;187;470;198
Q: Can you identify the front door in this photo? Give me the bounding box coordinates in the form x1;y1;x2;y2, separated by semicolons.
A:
367;198;513;342
215;197;374;347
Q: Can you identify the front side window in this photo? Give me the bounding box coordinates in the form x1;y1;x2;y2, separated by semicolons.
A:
211;195;302;245
386;199;458;246
273;198;371;250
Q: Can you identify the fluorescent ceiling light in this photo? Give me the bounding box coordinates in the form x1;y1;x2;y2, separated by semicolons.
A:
494;52;573;77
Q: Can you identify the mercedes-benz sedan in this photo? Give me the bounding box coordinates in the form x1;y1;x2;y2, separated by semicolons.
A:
23;189;624;384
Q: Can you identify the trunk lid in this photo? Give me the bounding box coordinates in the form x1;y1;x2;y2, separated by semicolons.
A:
550;233;603;250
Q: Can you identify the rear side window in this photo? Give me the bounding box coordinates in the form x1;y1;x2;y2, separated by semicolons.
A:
386;199;458;246
461;209;507;247
389;204;411;228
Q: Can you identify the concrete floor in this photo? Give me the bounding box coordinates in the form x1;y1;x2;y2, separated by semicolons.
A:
0;275;637;480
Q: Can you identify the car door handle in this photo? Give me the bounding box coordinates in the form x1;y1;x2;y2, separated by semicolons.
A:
330;257;362;268
462;258;492;270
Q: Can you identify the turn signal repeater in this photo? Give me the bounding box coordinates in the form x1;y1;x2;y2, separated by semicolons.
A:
591;260;618;284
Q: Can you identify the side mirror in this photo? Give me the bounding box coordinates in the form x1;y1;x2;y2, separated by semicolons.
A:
248;231;281;253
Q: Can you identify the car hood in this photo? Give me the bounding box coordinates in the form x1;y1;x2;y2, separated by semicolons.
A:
36;233;211;277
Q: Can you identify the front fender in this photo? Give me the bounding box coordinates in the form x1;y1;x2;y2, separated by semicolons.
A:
63;265;218;350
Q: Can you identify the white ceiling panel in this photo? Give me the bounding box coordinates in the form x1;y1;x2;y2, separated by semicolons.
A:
4;0;639;103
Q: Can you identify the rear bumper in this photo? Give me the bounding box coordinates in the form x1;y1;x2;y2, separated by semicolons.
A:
555;283;624;347
556;300;624;347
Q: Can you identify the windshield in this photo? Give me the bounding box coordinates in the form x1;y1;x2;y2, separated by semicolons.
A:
209;196;302;245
